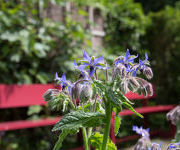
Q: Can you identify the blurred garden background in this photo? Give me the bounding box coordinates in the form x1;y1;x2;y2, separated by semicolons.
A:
0;0;180;149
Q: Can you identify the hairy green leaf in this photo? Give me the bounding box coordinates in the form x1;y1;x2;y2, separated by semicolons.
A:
53;129;78;150
106;88;123;108
52;111;105;131
92;80;106;95
123;102;143;118
114;115;121;136
90;132;117;150
116;90;134;105
53;130;69;150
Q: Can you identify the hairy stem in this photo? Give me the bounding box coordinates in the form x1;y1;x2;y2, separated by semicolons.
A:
101;103;112;150
82;127;89;150
88;127;93;149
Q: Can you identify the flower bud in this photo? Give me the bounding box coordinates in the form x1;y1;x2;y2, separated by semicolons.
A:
166;106;180;125
151;142;162;150
134;137;150;150
71;83;83;100
114;56;124;65
119;81;129;94
143;66;153;79
79;83;93;103
141;86;148;97
112;63;126;80
128;77;140;92
43;89;60;101
145;83;153;96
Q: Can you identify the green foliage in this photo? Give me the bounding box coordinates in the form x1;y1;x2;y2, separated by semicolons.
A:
101;0;150;52
0;0;90;84
89;132;117;150
114;115;121;136
92;79;143;118
52;111;105;131
146;2;180;104
53;129;78;150
47;92;70;111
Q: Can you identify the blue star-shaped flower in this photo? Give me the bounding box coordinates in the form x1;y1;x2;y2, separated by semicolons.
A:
115;49;138;67
78;50;107;77
55;72;69;90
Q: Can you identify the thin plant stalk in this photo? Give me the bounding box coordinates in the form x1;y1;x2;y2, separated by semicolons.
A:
82;127;89;150
101;102;112;150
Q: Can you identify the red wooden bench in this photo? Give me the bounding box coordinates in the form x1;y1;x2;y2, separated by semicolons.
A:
0;84;176;148
0;84;61;131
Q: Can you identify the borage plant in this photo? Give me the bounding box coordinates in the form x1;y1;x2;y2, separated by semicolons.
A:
43;50;153;150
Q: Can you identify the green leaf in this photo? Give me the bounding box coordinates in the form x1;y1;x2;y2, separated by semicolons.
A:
106;88;123;108
52;111;105;131
114;115;121;136
116;90;134;105
27;105;42;116
53;129;78;150
89;132;117;150
92;80;106;95
123;102;143;118
53;130;69;150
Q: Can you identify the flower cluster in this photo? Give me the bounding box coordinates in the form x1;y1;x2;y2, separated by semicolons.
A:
113;49;153;97
133;125;180;150
43;49;155;150
53;50;108;105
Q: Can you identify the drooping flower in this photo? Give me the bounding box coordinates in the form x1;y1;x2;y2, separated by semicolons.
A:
78;50;108;77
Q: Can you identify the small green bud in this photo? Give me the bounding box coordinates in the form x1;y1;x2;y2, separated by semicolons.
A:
43;89;60;101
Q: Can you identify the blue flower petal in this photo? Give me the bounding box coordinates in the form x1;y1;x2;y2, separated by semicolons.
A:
115;59;123;65
145;53;148;60
61;73;66;82
94;56;103;65
78;64;88;71
125;49;130;61
74;60;77;67
83;50;91;62
95;64;108;70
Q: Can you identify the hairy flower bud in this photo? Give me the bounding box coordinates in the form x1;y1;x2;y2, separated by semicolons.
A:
112;63;126;80
119;81;129;94
79;83;93;103
136;77;153;97
145;83;153;96
43;89;60;101
128;77;140;92
151;142;162;150
134;137;151;150
71;83;83;100
114;56;124;65
143;66;153;79
141;86;148;97
166;106;180;125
